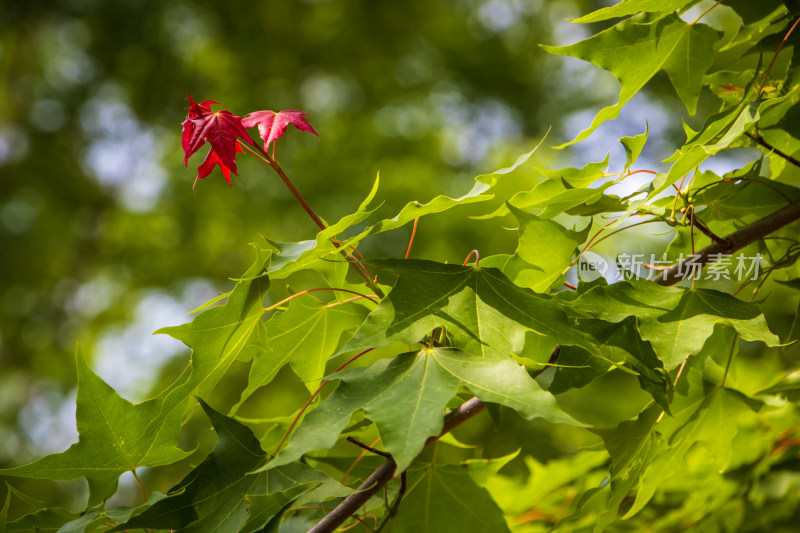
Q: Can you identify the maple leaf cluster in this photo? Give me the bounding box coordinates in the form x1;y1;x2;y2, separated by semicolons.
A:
181;95;318;187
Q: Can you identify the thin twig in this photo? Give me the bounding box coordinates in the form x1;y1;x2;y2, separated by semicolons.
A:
462;249;480;266
720;332;739;388
241;143;327;231
690;0;725;25
342;243;374;280
346;436;391;458
405;218;419;259
577;215;640;262
531;345;561;379
748;268;773;302
375;471;407;533
642;261;672;270
757;17;800;96
325;295;378;308
128;470;151;533
688;205;699;290
732;276;752;298
131;469;147;502
689;176;793;204
656;358;689;423
689;211;730;247
745;131;800;169
271;348;375;456
264;287;378;313
242;138;386;298
670;173;690;220
341;437;382;483
589;219;662;250
623;169;656;178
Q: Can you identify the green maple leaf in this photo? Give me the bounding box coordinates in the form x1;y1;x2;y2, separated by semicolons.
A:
158;244;271;401
0;486;8;528
507;181;616;220
624;361;755;517
620;122;649;168
651;84;800;197
1;247;275;511
551;317;672;411
478;156;612;220
481;205;591;292
543;14;719;145
390;460;511;533
588;406;662;531
265;177;382;281
572;0;699;23
268;348;578;472
37;492;172;533
569;280;781;368
3;508;76;532
232;293;369;412
665;167;800;263
547;344;614;393
264;172;494;281
264;144;545;282
243;462;351;532
0;483;87;531
0;352;191;508
241;483;317;533
342;259;596;359
571;356;758;530
111;399;267;532
556;405;661;532
653;95;759;197
263;462;352;505
485;451;609;520
691;167;800;227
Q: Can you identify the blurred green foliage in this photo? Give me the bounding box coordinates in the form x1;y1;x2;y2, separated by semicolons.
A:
0;0;621;506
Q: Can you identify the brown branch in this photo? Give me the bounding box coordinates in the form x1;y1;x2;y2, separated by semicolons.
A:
307;396;487;533
652;201;800;286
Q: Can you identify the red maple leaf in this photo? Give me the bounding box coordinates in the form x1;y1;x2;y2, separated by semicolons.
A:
181;97;217;155
181;95;255;178
194;142;245;189
242;110;318;152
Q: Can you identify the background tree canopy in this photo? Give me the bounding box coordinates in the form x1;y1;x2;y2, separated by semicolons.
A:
0;0;618;462
2;0;800;531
